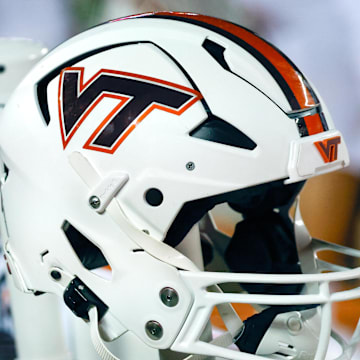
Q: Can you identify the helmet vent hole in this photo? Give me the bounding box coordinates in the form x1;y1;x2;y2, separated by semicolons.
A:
190;114;257;150
145;188;163;207
37;80;51;126
202;38;230;71
62;221;110;275
132;248;145;253
0;65;5;73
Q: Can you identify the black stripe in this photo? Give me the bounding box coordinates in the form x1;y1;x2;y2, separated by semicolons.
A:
148;14;302;111
319;110;329;131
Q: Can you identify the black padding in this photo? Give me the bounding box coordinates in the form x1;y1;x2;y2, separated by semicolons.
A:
190;114;257;150
227;180;303;216
165;179;303;248
62;221;108;270
235;305;317;354
224;180;305;295
165;194;216;248
165;179;306;296
225;211;303;295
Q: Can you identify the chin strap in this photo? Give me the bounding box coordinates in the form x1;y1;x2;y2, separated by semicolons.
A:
89;307;121;360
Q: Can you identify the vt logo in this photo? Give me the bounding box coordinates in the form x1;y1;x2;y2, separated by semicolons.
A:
314;136;341;163
58;67;202;154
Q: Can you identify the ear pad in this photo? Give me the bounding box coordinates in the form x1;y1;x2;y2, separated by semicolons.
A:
225;210;303;295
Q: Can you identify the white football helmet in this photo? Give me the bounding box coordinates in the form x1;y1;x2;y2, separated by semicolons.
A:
0;12;359;360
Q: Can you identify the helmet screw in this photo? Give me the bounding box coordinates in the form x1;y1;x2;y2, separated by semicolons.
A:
186;162;195;171
89;195;101;209
160;287;179;307
145;320;163;340
287;315;302;333
50;270;62;281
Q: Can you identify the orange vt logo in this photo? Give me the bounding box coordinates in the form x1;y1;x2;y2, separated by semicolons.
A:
314;136;341;163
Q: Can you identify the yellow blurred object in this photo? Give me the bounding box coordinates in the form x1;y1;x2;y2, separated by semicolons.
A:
301;171;360;333
300;171;359;251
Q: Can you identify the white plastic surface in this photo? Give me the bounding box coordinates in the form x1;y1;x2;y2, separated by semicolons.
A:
286;130;349;183
89;172;129;213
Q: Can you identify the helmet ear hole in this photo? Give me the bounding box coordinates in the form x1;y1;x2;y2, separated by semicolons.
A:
62;221;109;271
145;188;164;207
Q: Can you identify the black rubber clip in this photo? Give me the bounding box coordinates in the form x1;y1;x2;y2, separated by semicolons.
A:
63;277;108;321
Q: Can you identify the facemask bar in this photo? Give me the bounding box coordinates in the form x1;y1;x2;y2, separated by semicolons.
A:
170;255;360;359
169;203;360;359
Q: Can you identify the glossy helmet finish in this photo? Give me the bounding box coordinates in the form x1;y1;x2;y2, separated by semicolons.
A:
0;12;358;360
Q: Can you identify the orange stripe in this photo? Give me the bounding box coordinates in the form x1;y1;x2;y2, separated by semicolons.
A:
303;113;324;135
114;12;326;135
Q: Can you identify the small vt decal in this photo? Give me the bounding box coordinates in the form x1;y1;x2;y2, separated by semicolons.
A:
314;136;341;163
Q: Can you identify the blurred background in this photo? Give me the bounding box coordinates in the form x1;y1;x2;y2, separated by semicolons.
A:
1;0;359;359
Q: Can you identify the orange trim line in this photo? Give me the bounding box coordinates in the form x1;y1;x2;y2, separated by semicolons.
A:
58;67;203;153
304;113;325;136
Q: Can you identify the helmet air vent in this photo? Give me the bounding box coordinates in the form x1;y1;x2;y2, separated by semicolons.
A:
62;221;109;271
202;38;230;71
190;114;257;150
